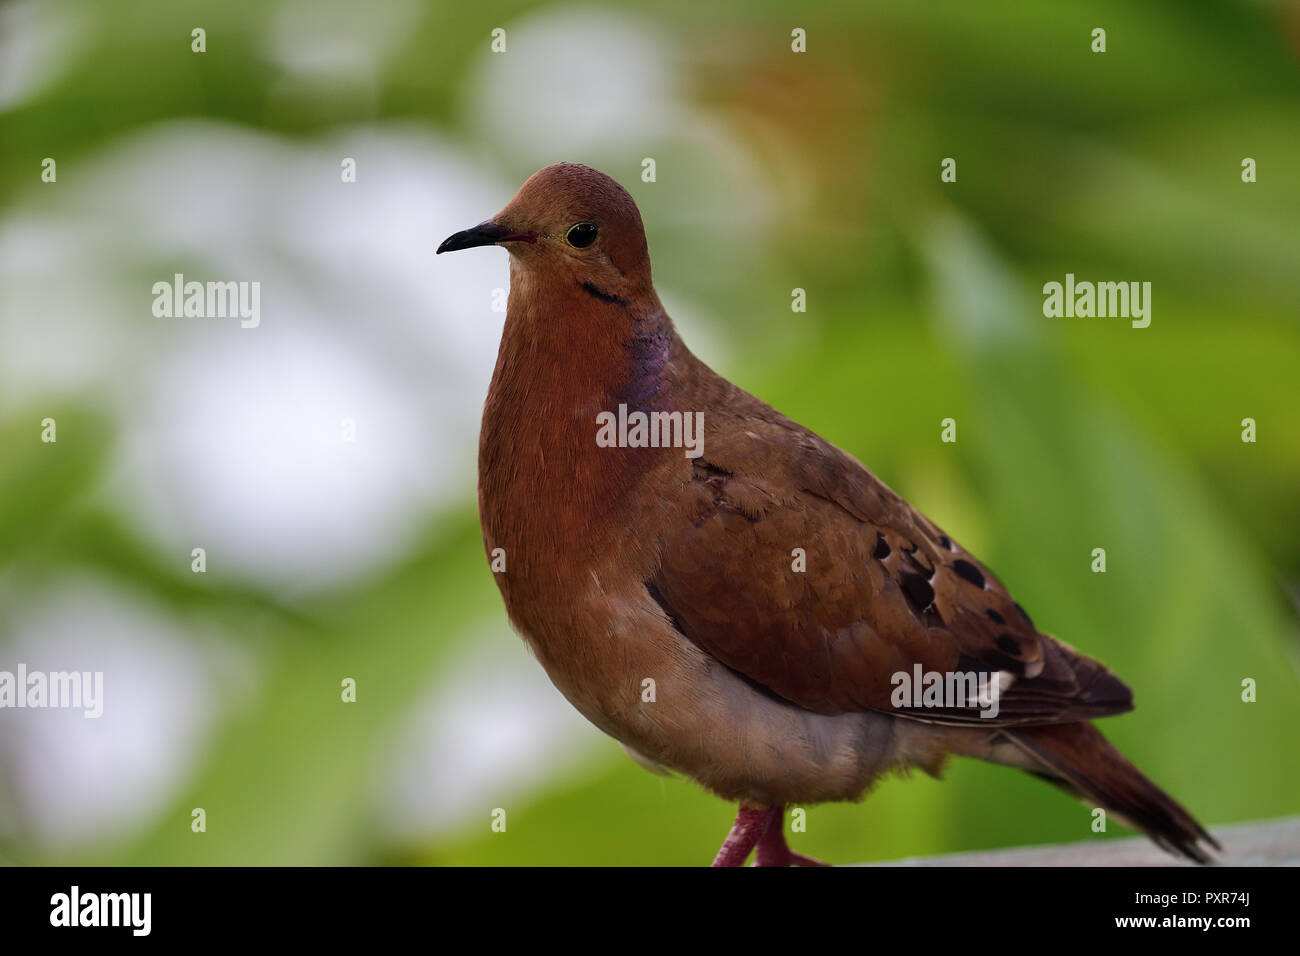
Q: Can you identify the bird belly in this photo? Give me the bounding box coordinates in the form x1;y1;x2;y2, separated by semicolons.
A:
508;591;915;806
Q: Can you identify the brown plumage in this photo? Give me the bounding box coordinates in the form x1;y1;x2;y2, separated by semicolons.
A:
437;162;1218;866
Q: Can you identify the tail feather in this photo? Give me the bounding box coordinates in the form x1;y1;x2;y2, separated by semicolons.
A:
1006;722;1220;864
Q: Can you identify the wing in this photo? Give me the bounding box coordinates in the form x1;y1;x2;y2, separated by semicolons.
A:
651;407;1132;726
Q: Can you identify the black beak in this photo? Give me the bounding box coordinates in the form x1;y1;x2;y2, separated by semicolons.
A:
436;220;535;254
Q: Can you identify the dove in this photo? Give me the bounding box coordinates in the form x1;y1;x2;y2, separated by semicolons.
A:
437;162;1217;866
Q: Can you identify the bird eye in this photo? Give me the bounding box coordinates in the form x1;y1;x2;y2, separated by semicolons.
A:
565;222;598;248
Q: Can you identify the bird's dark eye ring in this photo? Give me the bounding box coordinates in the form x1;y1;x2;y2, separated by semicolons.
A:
565;221;598;248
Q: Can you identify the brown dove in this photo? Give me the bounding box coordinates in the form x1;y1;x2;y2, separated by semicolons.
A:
437;162;1218;866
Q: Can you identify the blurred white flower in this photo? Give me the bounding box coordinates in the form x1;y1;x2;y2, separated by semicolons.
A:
466;4;681;162
0;579;248;851
0;0;90;112
375;627;606;842
1;120;513;589
266;0;422;81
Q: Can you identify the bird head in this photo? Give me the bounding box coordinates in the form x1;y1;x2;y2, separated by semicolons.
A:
437;163;653;303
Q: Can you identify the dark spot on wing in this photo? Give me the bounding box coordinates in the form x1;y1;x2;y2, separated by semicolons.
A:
900;572;935;611
873;532;890;560
952;559;986;589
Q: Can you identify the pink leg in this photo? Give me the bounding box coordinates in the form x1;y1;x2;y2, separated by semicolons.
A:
711;807;778;867
754;807;830;867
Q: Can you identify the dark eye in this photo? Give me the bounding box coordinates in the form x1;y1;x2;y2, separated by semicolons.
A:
565;222;598;248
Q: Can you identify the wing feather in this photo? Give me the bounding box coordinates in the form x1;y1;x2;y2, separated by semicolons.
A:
652;410;1131;726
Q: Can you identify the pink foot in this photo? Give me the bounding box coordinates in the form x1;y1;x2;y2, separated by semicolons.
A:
754;809;830;867
711;807;779;867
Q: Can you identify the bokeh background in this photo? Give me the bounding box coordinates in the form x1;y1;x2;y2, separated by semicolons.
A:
1;0;1298;866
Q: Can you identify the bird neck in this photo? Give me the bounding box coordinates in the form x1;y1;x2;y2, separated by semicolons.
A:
478;269;679;562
